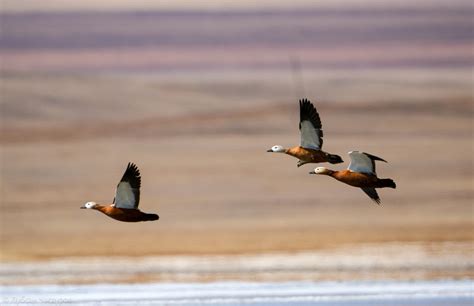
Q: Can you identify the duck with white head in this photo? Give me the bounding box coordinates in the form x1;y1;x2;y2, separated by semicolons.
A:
267;99;343;167
80;163;159;222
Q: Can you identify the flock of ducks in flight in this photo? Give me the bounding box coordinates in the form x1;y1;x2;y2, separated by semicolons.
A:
81;99;396;222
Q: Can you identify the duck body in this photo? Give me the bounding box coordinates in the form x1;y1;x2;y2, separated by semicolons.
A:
94;205;159;222
285;146;343;165
325;170;395;189
267;99;343;167
310;151;396;204
81;163;159;222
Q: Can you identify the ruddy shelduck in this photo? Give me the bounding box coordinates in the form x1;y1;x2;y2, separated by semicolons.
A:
267;99;343;167
81;163;159;222
309;151;396;204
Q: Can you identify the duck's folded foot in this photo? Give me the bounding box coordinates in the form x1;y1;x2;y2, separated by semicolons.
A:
297;160;307;167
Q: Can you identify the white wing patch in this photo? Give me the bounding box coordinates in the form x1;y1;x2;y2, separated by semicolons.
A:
347;151;375;174
114;181;137;209
300;121;322;150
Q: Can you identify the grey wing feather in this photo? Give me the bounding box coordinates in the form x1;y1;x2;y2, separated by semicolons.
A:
348;151;375;174
299;99;323;150
113;162;141;209
348;151;387;174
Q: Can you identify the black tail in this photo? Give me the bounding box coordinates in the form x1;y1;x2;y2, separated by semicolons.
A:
328;153;344;164
379;179;396;189
144;213;159;221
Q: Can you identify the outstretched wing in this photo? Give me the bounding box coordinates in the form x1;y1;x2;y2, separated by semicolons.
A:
299;99;324;150
361;188;381;205
347;151;387;175
113;162;141;209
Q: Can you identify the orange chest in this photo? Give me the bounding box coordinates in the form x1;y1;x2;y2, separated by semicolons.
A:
332;170;378;187
286;147;327;162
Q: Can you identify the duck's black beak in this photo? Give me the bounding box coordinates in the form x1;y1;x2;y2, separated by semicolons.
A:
266;149;273;152
80;206;86;209
309;171;316;174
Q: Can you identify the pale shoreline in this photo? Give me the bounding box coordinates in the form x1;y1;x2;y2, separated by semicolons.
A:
1;241;472;286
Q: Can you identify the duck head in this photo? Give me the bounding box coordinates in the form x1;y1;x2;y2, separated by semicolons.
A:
80;201;97;209
309;167;332;175
267;145;286;153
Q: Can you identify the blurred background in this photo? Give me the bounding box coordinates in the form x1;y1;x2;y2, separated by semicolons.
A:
1;0;472;285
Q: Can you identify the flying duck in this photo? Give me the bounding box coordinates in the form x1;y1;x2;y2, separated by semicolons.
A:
81;163;159;222
267;98;343;167
309;151;396;204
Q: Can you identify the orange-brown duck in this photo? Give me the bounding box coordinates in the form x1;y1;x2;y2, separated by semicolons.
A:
267;99;343;167
309;151;396;204
81;163;159;222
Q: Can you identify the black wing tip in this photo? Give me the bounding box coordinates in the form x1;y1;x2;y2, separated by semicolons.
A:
299;98;314;111
368;192;382;205
362;152;388;163
299;98;311;105
361;188;382;205
122;162;141;187
126;162;141;175
127;162;140;171
299;98;322;129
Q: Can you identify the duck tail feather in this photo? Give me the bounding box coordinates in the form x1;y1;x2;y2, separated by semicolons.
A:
379;178;396;189
328;153;344;164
